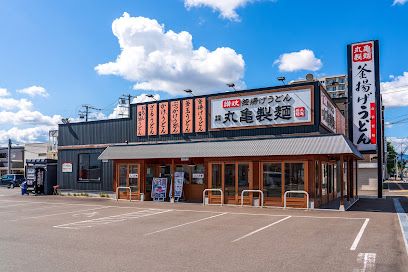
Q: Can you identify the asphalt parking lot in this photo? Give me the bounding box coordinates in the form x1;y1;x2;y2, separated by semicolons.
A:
0;188;407;272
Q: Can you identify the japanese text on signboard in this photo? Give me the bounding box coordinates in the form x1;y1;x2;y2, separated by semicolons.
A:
210;89;312;130
350;41;377;151
321;91;336;132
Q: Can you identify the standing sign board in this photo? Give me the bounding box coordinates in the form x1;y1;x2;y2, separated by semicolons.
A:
348;40;380;152
151;178;168;201
170;172;184;201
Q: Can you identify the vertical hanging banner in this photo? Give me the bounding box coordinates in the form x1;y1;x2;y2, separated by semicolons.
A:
348;40;380;152
195;98;206;133
182;99;193;133
170;100;181;134
158;102;169;135
147;103;158;136
136;105;147;136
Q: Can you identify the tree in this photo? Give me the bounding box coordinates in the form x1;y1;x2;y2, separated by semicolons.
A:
387;141;398;176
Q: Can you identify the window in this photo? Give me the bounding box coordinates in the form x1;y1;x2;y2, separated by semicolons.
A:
263;163;282;197
284;163;304;198
315;161;320;200
211;164;222;189
78;153;101;181
322;163;327;196
192;164;205;185
224;164;236;196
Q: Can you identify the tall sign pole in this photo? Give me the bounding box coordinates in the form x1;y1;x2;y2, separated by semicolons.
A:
7;139;11;175
347;40;383;198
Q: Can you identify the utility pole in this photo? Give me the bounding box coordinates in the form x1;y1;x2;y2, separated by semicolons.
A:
7;139;11;174
78;104;101;122
118;94;136;118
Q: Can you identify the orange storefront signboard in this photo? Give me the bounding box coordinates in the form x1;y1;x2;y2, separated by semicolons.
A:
136;105;147;136
195;98;206;133
159;102;169;135
147;103;158;136
182;99;193;133
170;101;181;134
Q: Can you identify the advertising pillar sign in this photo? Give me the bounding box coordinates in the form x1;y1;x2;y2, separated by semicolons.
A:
347;40;382;198
348;40;379;151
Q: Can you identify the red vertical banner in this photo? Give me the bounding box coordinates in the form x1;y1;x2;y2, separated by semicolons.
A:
370;102;376;144
194;98;206;133
170;100;181;134
158;102;169;135
182;99;193;133
147;103;158;136
136;105;146;136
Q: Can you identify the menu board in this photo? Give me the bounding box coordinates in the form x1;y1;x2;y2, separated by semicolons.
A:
151;177;168;201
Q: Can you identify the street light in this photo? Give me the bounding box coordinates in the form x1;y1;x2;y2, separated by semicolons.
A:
184;89;194;96
146;94;158;101
226;83;237;91
277;76;286;85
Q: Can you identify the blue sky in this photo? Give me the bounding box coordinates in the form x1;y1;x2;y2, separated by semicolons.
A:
0;0;407;145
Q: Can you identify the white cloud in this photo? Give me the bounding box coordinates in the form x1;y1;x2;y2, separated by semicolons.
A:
95;12;245;96
381;72;408;107
0;110;61;126
0;97;33;111
393;0;407;5
0;86;60;146
17;85;49;97
0;126;55;145
184;0;263;21
274;49;323;72
0;88;10;97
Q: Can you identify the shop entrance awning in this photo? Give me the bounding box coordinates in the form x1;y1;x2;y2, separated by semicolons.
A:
98;134;363;160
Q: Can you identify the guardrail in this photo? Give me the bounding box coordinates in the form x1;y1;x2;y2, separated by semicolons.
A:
116;186;132;202
283;190;309;210
203;189;223;206
240;190;264;208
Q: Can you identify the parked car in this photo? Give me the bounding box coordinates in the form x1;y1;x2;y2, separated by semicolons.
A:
1;174;25;188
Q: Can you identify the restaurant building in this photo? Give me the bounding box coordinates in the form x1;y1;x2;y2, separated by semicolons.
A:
57;81;362;209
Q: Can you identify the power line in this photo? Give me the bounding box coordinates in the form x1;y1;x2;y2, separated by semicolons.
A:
78;104;102;122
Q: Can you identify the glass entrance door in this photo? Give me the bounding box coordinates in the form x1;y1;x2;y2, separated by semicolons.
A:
116;163;140;200
209;162;252;205
224;163;236;204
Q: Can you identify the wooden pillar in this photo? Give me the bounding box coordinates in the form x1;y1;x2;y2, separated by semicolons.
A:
355;159;358;197
347;158;351;201
340;156;344;208
171;159;175;203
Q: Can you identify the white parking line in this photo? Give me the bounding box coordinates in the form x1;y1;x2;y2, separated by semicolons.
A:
54;209;172;230
10;206;111;221
232;216;291;243
353;253;376;272
393;198;408;255
0;202;41;209
350;218;370;251
145;212;227;236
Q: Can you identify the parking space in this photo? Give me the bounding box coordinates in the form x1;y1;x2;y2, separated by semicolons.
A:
0;189;407;272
